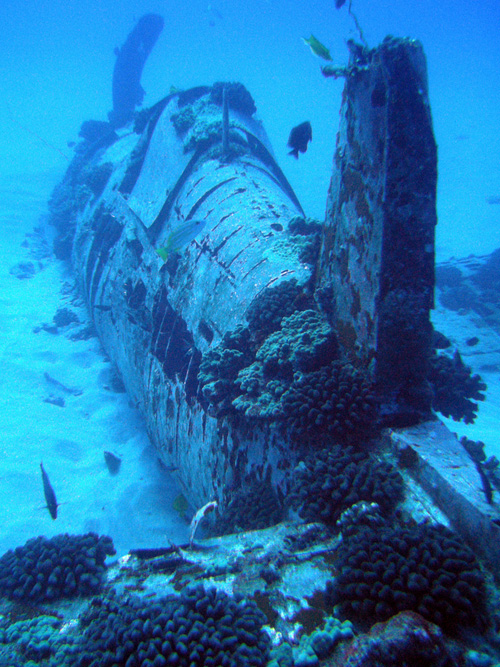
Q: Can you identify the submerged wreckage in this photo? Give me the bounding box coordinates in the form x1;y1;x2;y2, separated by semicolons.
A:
51;35;437;499
39;22;500;662
48;32;499;566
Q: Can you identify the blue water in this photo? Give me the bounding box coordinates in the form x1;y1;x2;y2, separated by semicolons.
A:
0;3;499;659
1;0;499;257
0;0;498;525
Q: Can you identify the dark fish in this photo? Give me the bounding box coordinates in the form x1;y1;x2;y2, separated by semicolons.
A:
335;0;347;8
287;121;312;159
109;14;164;128
474;460;493;504
40;462;58;520
104;451;122;475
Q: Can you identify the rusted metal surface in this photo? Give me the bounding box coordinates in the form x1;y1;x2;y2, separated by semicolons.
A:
389;421;500;579
71;89;311;507
68;39;441;508
318;37;437;422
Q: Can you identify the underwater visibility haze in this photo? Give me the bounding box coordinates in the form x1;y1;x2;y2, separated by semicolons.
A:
0;1;500;665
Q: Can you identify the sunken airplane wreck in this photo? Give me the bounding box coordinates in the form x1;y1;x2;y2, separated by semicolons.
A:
48;16;499;577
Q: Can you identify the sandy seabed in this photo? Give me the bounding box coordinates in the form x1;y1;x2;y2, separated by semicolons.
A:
0;171;188;558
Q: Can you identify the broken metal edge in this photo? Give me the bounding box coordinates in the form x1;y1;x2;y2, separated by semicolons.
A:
388;419;500;581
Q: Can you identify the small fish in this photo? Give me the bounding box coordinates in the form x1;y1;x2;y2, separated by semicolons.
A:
156;218;207;261
173;493;189;519
287;121;312;159
40;462;59;520
302;34;333;61
104;451;121;475
335;0;347;8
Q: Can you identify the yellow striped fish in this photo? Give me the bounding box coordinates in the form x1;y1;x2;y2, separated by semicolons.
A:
156;218;207;261
302;34;333;61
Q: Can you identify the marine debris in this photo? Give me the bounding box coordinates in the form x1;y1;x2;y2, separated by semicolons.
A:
40;30;500;660
189;500;218;547
46;34;493;532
